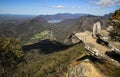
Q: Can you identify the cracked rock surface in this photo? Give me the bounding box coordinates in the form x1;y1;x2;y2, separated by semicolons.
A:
67;61;105;77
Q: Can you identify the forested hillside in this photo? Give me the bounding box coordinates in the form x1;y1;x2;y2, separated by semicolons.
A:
0;13;112;44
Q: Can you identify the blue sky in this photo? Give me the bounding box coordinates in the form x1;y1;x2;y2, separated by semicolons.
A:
0;0;119;15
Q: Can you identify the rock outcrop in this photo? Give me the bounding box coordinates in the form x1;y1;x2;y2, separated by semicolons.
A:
66;58;105;77
92;21;101;38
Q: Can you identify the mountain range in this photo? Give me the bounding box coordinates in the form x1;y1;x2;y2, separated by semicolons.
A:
0;13;113;44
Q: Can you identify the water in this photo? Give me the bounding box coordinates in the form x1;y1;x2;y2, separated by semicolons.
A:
48;19;63;23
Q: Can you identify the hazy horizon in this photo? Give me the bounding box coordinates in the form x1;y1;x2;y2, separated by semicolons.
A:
0;12;115;16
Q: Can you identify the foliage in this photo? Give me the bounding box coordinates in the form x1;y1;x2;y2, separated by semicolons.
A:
0;37;25;77
26;30;50;45
109;22;120;41
94;60;120;77
111;9;120;21
11;44;87;77
26;30;56;45
109;9;120;42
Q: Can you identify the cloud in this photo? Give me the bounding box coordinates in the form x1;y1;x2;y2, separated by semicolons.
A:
91;0;120;7
51;5;65;8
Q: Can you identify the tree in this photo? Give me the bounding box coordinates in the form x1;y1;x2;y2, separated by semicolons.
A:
110;9;120;21
0;37;26;77
109;9;120;42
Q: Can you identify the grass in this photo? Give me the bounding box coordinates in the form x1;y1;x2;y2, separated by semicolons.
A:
12;43;87;77
1;42;120;77
94;59;120;77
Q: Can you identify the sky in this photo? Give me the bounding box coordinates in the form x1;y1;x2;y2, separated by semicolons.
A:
0;0;119;16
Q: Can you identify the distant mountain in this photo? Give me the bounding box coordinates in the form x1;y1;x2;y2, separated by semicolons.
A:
0;14;37;19
0;14;37;24
76;16;109;31
38;13;93;21
52;14;113;42
0;13;113;44
0;14;37;39
103;13;113;19
13;13;92;43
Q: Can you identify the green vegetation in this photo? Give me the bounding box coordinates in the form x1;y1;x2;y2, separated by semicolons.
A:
11;44;87;77
1;38;119;77
111;9;120;21
109;9;120;42
94;61;120;77
109;21;120;41
26;30;55;45
0;37;25;77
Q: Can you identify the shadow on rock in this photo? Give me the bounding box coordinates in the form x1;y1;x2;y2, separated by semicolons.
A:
76;55;107;64
106;51;120;63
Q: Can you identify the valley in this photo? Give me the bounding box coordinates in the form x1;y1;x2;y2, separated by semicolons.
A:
0;8;120;77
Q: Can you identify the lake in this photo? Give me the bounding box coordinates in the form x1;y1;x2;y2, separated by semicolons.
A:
48;19;63;23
